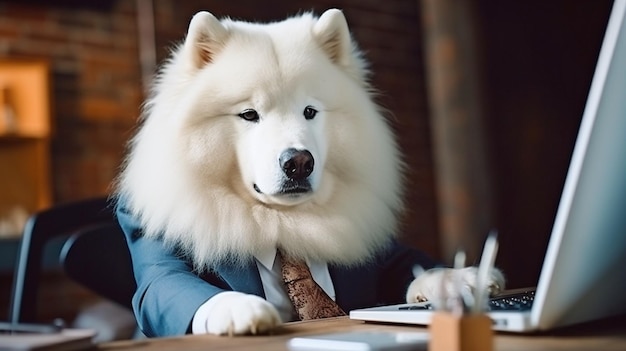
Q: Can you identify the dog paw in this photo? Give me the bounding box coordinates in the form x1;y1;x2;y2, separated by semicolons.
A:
194;291;281;336
406;267;505;305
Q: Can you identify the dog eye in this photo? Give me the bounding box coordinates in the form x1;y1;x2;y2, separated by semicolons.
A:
303;106;317;120
238;109;259;122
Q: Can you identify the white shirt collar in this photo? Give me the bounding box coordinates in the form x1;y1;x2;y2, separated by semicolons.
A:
255;247;323;273
255;247;277;270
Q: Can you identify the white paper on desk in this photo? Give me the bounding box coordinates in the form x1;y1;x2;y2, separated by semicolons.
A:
0;328;95;351
287;331;428;351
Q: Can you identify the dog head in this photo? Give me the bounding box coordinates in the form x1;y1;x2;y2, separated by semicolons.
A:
176;9;375;207
118;9;404;267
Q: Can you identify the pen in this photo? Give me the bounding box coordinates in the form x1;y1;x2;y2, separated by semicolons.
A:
473;230;499;314
451;250;466;315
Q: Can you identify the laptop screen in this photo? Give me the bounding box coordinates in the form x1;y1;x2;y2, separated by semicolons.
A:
531;0;626;330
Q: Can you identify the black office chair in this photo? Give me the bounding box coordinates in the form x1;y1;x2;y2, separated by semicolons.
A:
8;196;136;324
60;222;135;310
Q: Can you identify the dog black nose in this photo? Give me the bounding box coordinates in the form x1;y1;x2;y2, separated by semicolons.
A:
280;148;314;180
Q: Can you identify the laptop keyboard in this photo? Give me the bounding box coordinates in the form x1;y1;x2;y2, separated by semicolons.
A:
398;290;535;312
489;290;535;311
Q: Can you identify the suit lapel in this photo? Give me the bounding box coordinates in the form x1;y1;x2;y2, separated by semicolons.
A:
330;263;378;311
216;259;266;298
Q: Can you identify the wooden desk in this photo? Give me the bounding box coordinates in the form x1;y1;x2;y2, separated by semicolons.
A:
99;316;626;351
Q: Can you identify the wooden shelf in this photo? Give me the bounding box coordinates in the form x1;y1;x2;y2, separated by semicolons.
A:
0;59;52;237
0;60;51;138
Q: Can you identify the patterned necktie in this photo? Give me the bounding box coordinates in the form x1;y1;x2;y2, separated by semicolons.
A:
277;249;346;320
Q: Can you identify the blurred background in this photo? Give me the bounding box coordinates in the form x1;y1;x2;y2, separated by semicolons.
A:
0;0;614;329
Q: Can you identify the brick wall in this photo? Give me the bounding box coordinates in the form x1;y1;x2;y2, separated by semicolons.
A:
0;0;142;203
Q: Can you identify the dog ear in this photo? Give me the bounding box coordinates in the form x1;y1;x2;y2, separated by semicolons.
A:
313;9;352;67
184;11;229;68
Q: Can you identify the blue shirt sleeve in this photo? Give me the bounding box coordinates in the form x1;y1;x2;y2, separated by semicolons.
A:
115;203;226;337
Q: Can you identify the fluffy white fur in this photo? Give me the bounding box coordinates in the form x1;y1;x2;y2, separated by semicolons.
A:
117;9;505;335
117;9;402;269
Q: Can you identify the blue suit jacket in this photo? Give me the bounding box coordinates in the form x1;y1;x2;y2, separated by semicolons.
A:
116;204;437;337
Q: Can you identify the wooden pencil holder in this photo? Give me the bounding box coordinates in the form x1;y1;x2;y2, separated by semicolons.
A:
428;312;493;351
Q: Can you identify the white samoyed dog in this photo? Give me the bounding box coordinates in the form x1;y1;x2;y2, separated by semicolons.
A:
117;9;504;335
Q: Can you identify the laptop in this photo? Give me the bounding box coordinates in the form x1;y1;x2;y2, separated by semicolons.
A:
350;0;626;333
